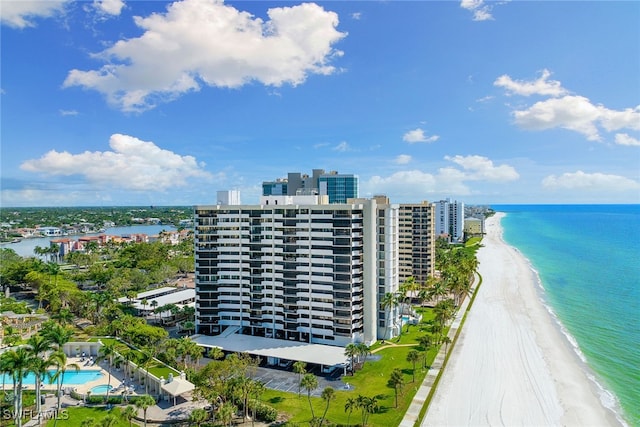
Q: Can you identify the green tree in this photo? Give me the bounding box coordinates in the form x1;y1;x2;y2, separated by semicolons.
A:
50;351;79;413
344;343;359;375
121;405;137;427
300;373;319;419
97;341;118;402
387;369;404;408
26;334;55;421
292;360;307;396
319;386;335;425
2;347;31;427
406;349;421;382
355;394;380;426
418;334;432;368
188;408;208;426
380;292;398;340
134;394;156;427
217;402;237;427
344;396;356;426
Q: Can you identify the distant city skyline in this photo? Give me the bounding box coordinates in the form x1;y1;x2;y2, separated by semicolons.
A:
1;0;639;207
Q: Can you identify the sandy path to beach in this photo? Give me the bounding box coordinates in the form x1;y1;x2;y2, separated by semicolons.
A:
423;213;621;426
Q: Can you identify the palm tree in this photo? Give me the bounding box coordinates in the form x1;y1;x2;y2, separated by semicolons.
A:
380;292;398;340
50;350;79;413
150;300;159;323
217;402;236;427
418;334;432;368
3;347;31;427
356;343;371;368
98;341;117;402
136;351;154;395
51;308;74;325
292;361;306;396
355;394;380;426
442;335;452;355
388;369;404;408
406;350;421;382
300;373;318;419
344;343;358;375
319;386;335;425
120;405;137;427
344;396;356;426
135;394;156;427
26;335;55;421
41;322;73;351
188;408;208;426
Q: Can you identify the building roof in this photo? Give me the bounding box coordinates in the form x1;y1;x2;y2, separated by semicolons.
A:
132;289;195;310
161;377;195;397
117;286;176;303
192;333;348;367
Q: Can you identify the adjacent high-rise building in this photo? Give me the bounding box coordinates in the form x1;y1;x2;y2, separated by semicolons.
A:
262;169;358;204
434;198;464;243
194;195;397;347
398;201;436;285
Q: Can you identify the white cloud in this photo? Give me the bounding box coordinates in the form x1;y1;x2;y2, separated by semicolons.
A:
333;141;350;152
494;69;567;97
513;96;640;141
395;154;412;165
59;109;79;116
615;133;640;146
363;154;518;199
20;133;213;191
351;12;362;20
445;155;519;181
94;0;125;16
63;0;346;112
0;0;69;28
403;128;439;144
542;171;640;192
460;0;494;21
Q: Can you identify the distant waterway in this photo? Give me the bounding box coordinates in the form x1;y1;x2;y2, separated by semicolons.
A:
1;224;177;258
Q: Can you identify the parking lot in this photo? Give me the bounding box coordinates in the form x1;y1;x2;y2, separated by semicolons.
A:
252;365;353;397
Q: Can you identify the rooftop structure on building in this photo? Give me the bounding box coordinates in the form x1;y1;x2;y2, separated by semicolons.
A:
262;169;358;204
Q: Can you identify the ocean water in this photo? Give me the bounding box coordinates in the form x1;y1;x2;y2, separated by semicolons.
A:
494;205;640;426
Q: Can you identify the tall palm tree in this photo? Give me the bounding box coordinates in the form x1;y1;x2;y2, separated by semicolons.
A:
136;351;154;395
406;350;421;383
387;369;404;407
380;292;398;340
26;334;55;421
319;386;335;425
41;322;73;351
98;341;117;402
300;373;318;420
120;405;137;427
50;350;78;413
134;394;156;427
344;343;359;375
292;361;306;396
3;347;31;427
418;334;432;368
344;396;356;426
356;343;371;368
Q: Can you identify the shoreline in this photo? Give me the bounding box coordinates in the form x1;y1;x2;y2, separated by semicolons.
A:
424;212;624;426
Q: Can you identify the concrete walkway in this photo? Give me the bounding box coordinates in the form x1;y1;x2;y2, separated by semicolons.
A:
398;279;479;427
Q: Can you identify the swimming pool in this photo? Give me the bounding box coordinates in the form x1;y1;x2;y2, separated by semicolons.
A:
89;384;113;394
0;369;104;386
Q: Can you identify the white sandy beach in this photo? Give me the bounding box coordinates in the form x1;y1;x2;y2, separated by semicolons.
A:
424;213;622;427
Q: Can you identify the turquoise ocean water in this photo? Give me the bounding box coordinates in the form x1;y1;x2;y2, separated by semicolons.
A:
494;205;639;426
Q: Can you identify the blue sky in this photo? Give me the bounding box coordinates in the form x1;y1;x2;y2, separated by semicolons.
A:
1;0;639;207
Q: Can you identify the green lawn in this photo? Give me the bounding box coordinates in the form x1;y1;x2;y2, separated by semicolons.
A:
262;308;444;426
44;406;130;427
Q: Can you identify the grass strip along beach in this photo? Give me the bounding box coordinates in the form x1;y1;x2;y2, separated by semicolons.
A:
424;213;624;426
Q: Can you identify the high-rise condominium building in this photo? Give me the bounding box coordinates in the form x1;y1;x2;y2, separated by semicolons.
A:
194;195;399;348
262;169;358;204
398;201;435;285
434;198;464;243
